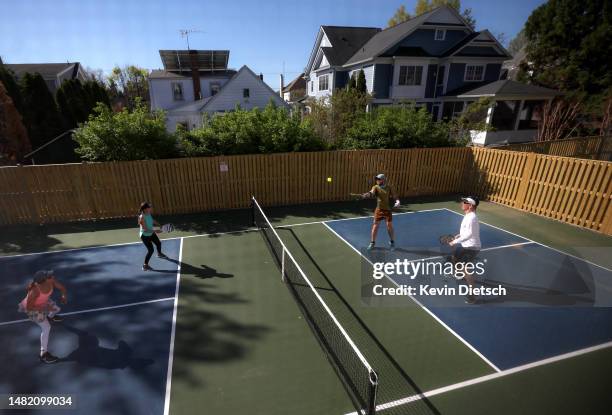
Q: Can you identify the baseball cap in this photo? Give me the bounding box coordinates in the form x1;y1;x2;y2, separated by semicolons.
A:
375;174;386;180
461;196;479;207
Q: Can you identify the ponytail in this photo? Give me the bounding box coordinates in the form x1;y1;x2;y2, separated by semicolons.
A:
25;281;35;293
138;202;151;224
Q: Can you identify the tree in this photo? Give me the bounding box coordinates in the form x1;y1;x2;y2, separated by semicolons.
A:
356;70;367;94
107;65;149;110
522;0;611;107
387;5;411;28
330;88;370;146
56;79;110;128
347;73;357;90
508;29;527;56
0;81;31;165
20;73;66;154
74;100;176;161
0;65;24;114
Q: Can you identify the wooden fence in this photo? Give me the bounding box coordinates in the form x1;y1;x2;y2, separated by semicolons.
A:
1;147;611;234
500;135;612;161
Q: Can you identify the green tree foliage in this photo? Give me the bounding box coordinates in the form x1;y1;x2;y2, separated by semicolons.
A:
107;65;149;110
387;5;411;27
344;105;454;149
0;65;24;113
522;0;611;107
20;73;65;151
0;81;31;165
178;103;324;157
356;70;367;94
508;29;527;56
56;79;110;127
73;100;177;161
347;73;357;90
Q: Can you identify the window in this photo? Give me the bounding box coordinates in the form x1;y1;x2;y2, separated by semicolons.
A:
434;29;446;41
210;83;221;96
465;65;485;81
172;82;184;101
518;100;544;130
318;75;329;91
441;101;465;120
310;81;313;92
491;100;520;130
398;66;423;86
243;88;250;98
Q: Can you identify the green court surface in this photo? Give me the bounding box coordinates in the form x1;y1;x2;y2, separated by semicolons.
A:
2;197;612;415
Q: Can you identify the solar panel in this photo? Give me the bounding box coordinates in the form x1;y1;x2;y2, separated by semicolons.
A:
159;50;230;72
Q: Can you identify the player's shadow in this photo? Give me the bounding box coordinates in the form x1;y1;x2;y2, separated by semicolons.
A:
60;325;154;370
161;258;234;280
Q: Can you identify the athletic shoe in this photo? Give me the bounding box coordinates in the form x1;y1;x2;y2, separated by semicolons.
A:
389;241;395;251
367;242;375;250
142;264;153;271
39;352;59;364
48;315;63;323
157;253;168;259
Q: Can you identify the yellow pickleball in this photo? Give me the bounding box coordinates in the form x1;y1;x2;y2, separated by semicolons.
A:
327;177;332;183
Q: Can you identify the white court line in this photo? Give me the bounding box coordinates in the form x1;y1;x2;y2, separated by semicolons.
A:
442;208;612;273
163;237;183;415
322;222;502;373
0;297;176;327
344;339;612;415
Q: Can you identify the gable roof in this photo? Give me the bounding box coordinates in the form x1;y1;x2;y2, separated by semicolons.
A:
283;73;306;93
320;26;381;66
454;80;561;99
3;63;80;80
344;6;472;66
168;65;289;113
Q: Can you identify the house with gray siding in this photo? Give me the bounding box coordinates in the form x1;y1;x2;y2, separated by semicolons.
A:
303;6;559;145
149;50;288;132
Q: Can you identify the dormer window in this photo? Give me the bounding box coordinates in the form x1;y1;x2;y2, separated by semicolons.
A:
434;29;446;41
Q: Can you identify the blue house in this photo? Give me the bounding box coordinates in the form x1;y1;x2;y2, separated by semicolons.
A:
304;5;559;145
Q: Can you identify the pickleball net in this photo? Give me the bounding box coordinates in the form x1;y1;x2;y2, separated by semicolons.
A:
251;196;379;415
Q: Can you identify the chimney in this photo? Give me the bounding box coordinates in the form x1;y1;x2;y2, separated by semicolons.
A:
259;73;264;81
279;74;284;98
188;50;202;100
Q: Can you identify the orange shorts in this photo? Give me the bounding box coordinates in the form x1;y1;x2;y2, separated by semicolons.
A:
374;208;392;223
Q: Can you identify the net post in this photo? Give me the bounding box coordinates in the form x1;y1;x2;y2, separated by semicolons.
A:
281;248;286;282
250;195;256;227
367;370;378;415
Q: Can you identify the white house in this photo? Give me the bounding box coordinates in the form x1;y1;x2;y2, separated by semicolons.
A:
148;50;288;132
2;62;88;93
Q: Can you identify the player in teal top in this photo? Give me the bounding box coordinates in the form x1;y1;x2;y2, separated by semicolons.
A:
138;202;167;270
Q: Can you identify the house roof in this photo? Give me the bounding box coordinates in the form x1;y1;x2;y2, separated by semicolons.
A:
320;26;381;66
454;80;561;99
343;8;441;65
149;69;237;79
282;73;306;93
3;63;80;79
167;65;288;114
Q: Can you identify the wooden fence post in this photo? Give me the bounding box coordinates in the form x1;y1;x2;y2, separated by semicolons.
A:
514;152;537;210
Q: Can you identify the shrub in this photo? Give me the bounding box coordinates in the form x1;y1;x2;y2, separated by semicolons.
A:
178;103;325;156
343;104;454;149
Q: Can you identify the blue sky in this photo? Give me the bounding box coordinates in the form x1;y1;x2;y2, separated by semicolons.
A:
0;0;546;88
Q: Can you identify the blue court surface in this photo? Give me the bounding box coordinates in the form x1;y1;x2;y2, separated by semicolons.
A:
325;209;612;371
0;239;181;414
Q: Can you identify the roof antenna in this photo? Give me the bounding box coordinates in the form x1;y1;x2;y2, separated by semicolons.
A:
179;29;204;50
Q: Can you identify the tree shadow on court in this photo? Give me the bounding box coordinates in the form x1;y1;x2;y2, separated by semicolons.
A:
60;324;154;370
169;280;271;388
282;228;441;415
